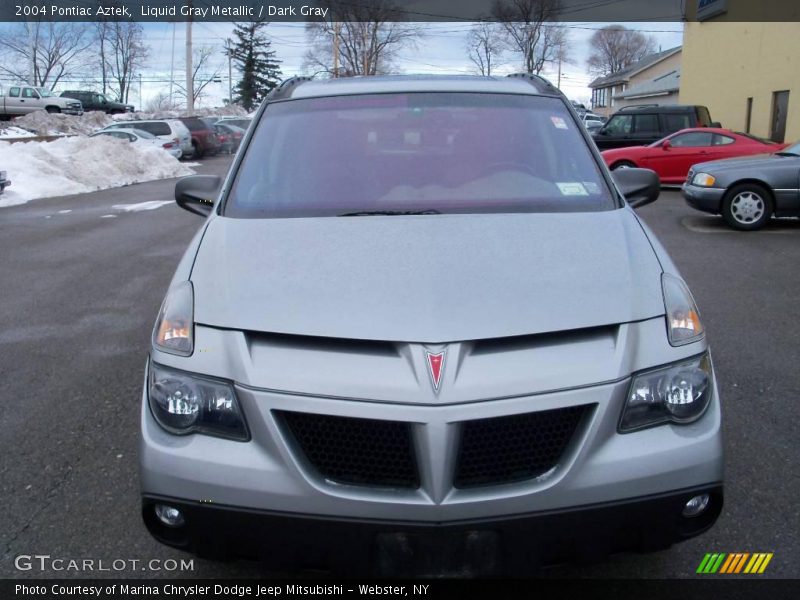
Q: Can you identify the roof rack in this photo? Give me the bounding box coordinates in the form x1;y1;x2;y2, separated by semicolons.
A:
265;75;314;102
617;104;661;111
506;72;562;96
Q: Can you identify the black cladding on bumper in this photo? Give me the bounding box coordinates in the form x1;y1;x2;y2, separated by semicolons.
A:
143;485;723;575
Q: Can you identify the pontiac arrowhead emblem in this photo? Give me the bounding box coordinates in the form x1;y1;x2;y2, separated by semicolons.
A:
425;351;446;391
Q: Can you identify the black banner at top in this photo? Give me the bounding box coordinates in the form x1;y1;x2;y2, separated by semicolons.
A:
3;0;800;22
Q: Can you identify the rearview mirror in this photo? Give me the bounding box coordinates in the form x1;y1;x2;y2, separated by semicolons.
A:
612;168;660;209
175;175;221;216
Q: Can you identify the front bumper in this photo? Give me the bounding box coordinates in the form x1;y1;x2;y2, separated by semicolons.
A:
682;184;726;214
141;320;724;572
142;486;723;574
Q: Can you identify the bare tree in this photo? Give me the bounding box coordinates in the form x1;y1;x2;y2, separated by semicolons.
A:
304;1;422;77
586;25;657;77
145;91;181;113
466;22;505;76
174;47;222;108
0;22;93;89
95;21;110;94
105;22;148;103
492;0;567;75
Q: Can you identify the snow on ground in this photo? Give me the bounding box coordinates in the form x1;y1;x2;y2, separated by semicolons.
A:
0;136;194;207
11;110;114;136
112;200;174;212
112;104;248;123
6;104;249;137
0;124;37;139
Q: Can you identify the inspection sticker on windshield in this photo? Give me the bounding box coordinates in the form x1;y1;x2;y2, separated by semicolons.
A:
550;116;568;129
556;182;589;196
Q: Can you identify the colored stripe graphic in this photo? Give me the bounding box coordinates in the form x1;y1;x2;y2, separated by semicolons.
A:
699;552;773;574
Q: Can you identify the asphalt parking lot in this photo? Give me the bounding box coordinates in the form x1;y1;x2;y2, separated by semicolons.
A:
1;157;798;579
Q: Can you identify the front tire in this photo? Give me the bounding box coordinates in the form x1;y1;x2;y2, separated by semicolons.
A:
611;160;636;170
192;141;204;159
722;183;772;231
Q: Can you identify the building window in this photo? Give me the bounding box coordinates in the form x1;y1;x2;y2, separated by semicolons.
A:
745;97;753;133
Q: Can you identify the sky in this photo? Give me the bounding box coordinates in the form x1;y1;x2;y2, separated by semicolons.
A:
137;20;683;109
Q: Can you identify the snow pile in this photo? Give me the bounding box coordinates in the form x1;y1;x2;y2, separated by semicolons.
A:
0;124;37;139
11;110;113;136
112;104;248;123
0;136;194;207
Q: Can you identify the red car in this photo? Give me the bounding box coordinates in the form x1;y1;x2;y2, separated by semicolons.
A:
601;128;786;184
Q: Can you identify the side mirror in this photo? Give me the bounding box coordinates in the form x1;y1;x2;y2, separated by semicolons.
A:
612;167;660;209
710;121;721;128
661;140;671;150
175;175;221;216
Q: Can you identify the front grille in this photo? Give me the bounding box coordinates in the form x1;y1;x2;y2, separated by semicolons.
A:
687;169;695;184
454;405;589;488
278;411;419;488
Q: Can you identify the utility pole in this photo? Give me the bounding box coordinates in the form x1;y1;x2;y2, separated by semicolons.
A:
27;22;37;86
138;73;142;108
169;22;176;107
557;53;562;89
332;22;340;77
185;4;194;112
225;38;233;103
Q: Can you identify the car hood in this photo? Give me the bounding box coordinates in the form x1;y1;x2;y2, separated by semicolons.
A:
190;210;665;343
692;153;779;173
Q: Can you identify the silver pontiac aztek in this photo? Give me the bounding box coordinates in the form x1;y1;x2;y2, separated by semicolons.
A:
141;75;723;575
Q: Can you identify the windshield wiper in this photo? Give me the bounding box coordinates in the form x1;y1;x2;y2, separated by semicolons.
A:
774;151;800;157
338;209;442;217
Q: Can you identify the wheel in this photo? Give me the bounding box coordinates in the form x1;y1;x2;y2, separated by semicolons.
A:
611;160;636;170
45;106;61;114
192;142;204;159
722;183;772;231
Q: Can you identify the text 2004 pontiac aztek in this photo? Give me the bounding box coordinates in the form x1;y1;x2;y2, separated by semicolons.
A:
140;74;722;575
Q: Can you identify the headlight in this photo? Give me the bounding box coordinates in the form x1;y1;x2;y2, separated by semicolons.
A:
148;361;249;441
620;353;713;432
662;274;704;346
152;281;193;356
691;173;716;187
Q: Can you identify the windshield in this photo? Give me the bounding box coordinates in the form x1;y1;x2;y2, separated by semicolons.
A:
225;93;614;218
37;88;53;97
130;129;155;139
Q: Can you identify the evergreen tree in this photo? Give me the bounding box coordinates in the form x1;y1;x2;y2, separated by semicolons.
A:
231;21;282;111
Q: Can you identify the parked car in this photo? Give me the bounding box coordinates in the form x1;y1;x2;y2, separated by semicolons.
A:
0;85;83;117
583;112;605;127
585;121;604;134
601;128;786;184
179;116;222;158
60;90;133;114
102;120;192;157
682;140;800;230
214;122;245;153
215;116;252;131
89;128;182;159
0;170;10;195
141;74;722;575
592;104;718;150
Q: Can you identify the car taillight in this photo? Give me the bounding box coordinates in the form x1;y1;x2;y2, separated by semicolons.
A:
163;142;174;149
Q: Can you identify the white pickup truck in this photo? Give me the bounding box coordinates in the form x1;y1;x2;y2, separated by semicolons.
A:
0;85;83;118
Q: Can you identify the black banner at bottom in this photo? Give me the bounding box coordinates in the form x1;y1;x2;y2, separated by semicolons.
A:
3;579;800;600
